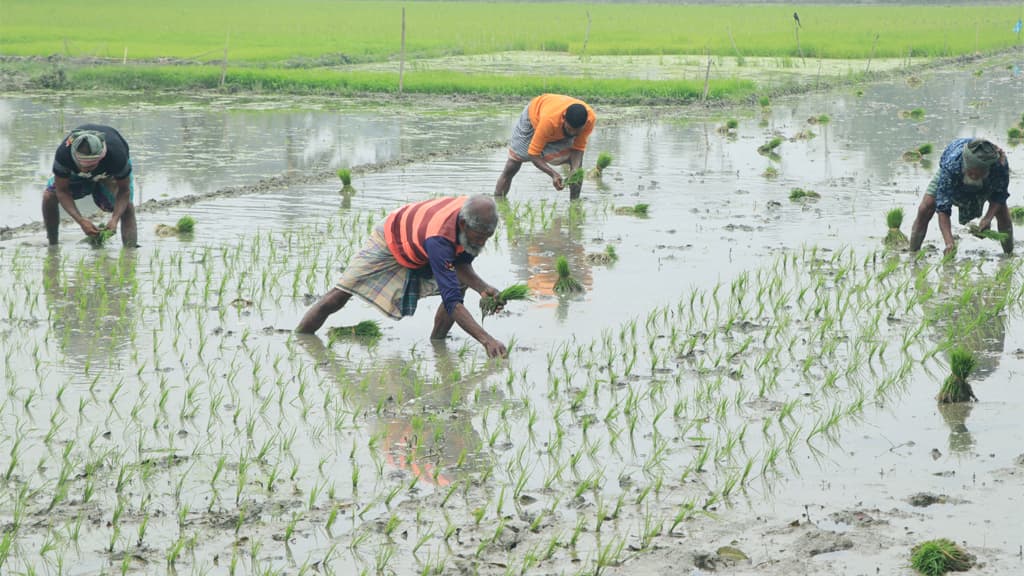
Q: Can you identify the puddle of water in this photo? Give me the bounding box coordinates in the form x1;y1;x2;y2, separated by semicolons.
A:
1;59;1023;575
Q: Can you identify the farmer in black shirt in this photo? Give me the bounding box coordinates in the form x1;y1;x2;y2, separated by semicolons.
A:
43;124;136;246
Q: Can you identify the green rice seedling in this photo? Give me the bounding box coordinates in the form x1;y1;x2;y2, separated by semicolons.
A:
815;114;831;124
553;255;584;294
938;347;978;403
917;143;934;155
789;188;821;201
1008;127;1023;141
966;223;1009;243
565;168;586;187
910;538;974;575
906;107;926;120
762;166;779;179
479;283;530;318
759;96;771;108
175;215;195;234
884;208;909;249
590;151;613;177
86;224;115;248
757;137;783;155
327;320;382;343
1010;206;1024;223
614;203;650;217
336;168;352;187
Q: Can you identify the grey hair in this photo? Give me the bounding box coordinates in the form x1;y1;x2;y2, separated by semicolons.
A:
459;195;498;235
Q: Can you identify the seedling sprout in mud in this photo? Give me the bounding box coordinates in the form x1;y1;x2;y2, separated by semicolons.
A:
553;255;584;294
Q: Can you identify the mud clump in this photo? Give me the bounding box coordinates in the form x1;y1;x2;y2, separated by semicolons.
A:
907;492;948;507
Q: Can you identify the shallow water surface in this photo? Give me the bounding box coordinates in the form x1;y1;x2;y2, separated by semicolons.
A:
0;58;1023;575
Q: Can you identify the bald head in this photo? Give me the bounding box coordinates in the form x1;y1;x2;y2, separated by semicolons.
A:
460;195;498;235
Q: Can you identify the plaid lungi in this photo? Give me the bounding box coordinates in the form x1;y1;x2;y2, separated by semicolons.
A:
508;104;575;164
337;224;442;320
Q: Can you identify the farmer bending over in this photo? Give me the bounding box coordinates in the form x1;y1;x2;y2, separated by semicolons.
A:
43;124;136;247
910;138;1012;256
296;195;508;358
495;94;596;200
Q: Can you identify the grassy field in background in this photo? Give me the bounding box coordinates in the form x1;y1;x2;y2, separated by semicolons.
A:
3;1;1022;62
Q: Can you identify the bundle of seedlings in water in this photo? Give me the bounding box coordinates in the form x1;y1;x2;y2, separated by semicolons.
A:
910;538;974;576
337;168;355;193
614;203;650;217
937;347;978;403
588;152;613;178
479;283;530;319
757;137;783;155
966;223;1009;243
86;224;115;248
900;107;926;120
565;168;586;187
789;188;820;201
902;143;934;163
884;207;909;249
716;119;739;134
327;320;382;343
553;255;584;294
807;114;830;125
1010;206;1024;223
155;215;197;237
586;244;619;265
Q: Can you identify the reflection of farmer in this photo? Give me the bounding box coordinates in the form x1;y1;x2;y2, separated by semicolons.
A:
909;138;1012;256
296;336;493;487
43;248;139;370
43;124;137;247
495;94;596;200
297;195;508;358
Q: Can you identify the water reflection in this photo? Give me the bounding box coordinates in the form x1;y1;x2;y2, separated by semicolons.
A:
43;247;139;376
297;336;500;487
938;402;975;454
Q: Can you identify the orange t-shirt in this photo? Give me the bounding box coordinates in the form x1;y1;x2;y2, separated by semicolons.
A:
527;94;596;157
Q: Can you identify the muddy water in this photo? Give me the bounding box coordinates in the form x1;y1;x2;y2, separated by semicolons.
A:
1;57;1023;576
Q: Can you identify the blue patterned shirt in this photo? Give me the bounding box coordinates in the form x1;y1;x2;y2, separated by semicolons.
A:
927;138;1010;224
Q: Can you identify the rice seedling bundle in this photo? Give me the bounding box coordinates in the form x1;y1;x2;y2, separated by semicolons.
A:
884;208;908;249
565;168;586;187
86;225;115;247
614;203;650;216
553;255;583;294
937;347;977;403
966;223;1008;243
910;538;974;575
176;215;195;234
589;152;614;177
337;168;352;187
1010;206;1024;223
788;188;820;201
479;283;530;318
327;320;382;343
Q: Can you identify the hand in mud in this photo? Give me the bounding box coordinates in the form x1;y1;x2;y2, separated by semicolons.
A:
482;337;508;359
551;174;565;191
943;243;957;258
105;218;120;234
976;218;992;232
79;220;101;237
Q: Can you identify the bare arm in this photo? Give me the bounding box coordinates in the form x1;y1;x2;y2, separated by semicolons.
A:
528;155;564;190
454;261;497;297
447;302;507;358
106;178;131;230
937;212;955;255
54;176;99;236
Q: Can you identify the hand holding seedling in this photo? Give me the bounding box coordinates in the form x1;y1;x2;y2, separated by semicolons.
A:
80;219;101;237
551;173;564;191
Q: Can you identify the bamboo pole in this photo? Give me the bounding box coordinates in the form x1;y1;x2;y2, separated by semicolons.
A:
219;32;229;89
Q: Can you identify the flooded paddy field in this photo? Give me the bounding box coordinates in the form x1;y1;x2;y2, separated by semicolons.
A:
1;56;1023;575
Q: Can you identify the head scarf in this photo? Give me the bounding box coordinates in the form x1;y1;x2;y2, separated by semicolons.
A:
70;130;107;172
961;139;998;187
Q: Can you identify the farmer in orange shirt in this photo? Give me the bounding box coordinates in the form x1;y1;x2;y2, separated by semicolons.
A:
495;94;596;200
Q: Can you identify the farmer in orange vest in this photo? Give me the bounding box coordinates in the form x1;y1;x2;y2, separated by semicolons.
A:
495;94;596;200
296;195;508;358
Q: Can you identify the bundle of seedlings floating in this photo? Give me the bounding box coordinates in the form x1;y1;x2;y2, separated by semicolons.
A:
905;75;923;87
327;320;382;344
479;283;530;319
900;108;926;120
85;224;115;247
901;143;934;163
155;215;196;237
791;129;816;141
1010;206;1024;223
884;207;909;249
337;168;355;193
614;203;650;217
553;255;584;294
806;114;830;125
586;152;613;179
910;538;974;576
758;96;771;109
966;223;1009;243
585;244;618;265
565;168;586;187
761;166;779;179
716;119;739;134
937;346;978;403
788;188;820;201
757;137;783;156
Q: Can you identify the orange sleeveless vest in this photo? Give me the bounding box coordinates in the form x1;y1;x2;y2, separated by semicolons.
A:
385;196;467;269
